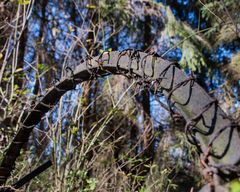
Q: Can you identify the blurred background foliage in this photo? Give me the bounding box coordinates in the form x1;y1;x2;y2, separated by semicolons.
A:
0;0;239;191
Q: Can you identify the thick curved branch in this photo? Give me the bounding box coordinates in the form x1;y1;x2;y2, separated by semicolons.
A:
0;50;239;187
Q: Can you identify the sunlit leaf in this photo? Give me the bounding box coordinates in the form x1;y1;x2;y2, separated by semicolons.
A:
18;0;31;5
230;180;240;192
86;4;96;9
15;68;23;73
71;127;79;135
69;25;75;32
52;27;59;37
2;77;9;81
37;63;44;70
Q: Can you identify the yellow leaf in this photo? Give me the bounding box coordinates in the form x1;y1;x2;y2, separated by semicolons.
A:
86;4;96;9
15;68;23;73
69;25;75;32
36;41;43;45
52;27;59;37
0;53;3;60
108;48;112;52
18;0;31;5
71;127;79;135
2;77;9;81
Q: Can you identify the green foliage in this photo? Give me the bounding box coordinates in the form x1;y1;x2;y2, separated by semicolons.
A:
37;63;48;71
66;169;98;191
226;53;240;81
99;0;131;25
165;7;210;71
199;0;240;46
215;25;238;46
143;130;202;192
164;0;240;71
85;178;98;191
180;40;206;71
200;2;220;21
71;126;79;135
229;180;240;192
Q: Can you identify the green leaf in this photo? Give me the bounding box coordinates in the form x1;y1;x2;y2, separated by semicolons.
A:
230;180;240;192
71;127;79;135
37;63;49;72
0;53;3;60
